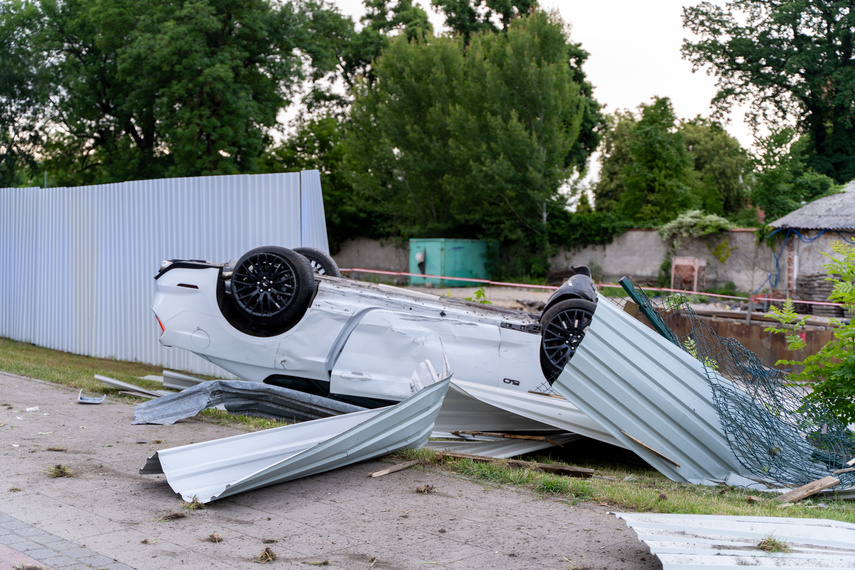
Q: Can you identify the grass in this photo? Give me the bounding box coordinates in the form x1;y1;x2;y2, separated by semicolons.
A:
395;442;855;523
0;337;166;394
757;536;791;553
45;464;74;478
0;337;290;432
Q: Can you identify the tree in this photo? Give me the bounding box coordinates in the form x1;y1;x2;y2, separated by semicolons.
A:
0;1;41;187
344;11;600;276
595;98;699;224
750;128;840;222
683;0;855;184
680;117;750;218
431;0;535;44
5;0;324;185
260;115;378;252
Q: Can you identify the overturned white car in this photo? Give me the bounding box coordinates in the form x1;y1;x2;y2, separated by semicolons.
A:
153;246;597;407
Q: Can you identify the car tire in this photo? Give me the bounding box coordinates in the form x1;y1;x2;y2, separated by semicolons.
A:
223;246;314;336
294;247;341;277
539;298;596;382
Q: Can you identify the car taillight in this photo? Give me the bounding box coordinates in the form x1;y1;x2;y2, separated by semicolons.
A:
155;315;165;335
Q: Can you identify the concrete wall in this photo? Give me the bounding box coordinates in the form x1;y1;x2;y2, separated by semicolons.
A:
672;229;775;293
549;230;666;285
788;230;854;276
549;229;776;292
334;229;846;295
334;237;410;283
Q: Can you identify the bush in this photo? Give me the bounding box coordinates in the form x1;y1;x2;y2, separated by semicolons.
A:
766;239;855;424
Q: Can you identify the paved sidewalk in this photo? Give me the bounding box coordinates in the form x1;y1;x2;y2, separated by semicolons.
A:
0;372;659;569
0;512;132;569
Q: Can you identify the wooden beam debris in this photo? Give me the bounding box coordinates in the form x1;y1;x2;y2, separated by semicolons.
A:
434;451;593;478
774;476;839;503
369;460;421;478
449;431;564;447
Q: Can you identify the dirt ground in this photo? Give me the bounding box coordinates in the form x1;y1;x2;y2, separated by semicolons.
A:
0;371;661;570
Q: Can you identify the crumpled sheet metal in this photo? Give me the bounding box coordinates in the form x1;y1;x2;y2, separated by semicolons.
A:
555;295;750;486
615;512;855;569
133;380;365;425
426;433;581;459
140;375;450;503
439;379;624;449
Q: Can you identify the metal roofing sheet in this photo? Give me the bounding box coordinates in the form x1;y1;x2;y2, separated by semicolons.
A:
432;380;578;437
426;433;582;458
769;180;855;230
554;295;747;485
615;512;855;569
133;380;365;425
140;376;449;503
441;379;624;449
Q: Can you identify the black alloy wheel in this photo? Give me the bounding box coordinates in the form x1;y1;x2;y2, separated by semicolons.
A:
539;298;596;382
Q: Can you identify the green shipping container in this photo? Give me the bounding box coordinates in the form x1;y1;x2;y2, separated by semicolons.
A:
409;239;496;287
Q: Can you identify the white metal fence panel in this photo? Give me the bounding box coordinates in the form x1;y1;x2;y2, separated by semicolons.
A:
0;170;328;377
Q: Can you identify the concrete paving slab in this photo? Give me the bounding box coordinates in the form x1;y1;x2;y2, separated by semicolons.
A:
0;371;660;569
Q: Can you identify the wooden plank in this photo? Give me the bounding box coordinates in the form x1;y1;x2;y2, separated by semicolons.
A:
527;391;565;400
620;430;681;468
434;452;593;478
847;457;855;467
775;476;840;503
450;431;564;447
834;467;855;475
368;460;420;478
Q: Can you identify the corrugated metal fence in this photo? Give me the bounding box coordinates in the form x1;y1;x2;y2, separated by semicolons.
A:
0;171;329;376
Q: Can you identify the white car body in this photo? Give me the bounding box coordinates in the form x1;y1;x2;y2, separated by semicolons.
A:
153;248;596;407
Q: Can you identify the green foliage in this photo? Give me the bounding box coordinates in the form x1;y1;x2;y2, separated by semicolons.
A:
750;129;842;222
260;115;379;253
344;11;602;277
594;98;693;224
431;0;535;44
547;209;636;249
595;100;750;225
765;240;855;424
1;0;332;185
0;1;41;187
681;117;750;218
683;0;855;183
658;210;735;250
617;99;697;224
464;287;493;304
707;236;737;264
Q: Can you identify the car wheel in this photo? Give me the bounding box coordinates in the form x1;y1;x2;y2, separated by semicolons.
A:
294;247;341;277
539;298;596;382
223;246;314;336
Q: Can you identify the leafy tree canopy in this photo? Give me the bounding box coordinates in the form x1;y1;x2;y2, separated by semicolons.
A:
683;0;855;183
595;98;698;225
0;0;42;187
750;128;841;222
681;117;750;217
3;0;339;186
431;0;535;44
344;10;601;276
595;97;751;225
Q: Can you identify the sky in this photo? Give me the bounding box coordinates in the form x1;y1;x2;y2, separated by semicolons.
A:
330;0;755;181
